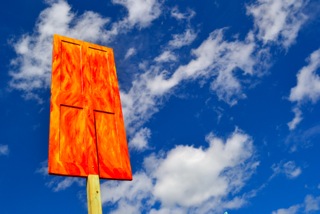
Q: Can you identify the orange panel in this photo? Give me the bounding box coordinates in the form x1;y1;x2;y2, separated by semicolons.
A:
95;112;131;179
48;34;132;180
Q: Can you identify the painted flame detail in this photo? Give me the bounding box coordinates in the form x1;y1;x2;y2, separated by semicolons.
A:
48;35;132;180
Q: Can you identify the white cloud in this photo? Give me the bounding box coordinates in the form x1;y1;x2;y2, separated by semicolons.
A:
112;0;161;28
272;205;301;214
247;0;308;48
10;1;263;143
101;173;154;214
271;161;302;179
304;195;320;212
129;127;151;150
121;29;257;136
288;48;320;129
0;144;9;156
287;107;303;130
9;0;110;101
289;48;320;103
35;160;84;192
47;177;85;192
101;130;258;213
170;6;195;21
168;28;197;49
272;194;320;214
153;131;256;208
146;29;256;102
35;160;48;176
154;51;177;63
125;47;136;59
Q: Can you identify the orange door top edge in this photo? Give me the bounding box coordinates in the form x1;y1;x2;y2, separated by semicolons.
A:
53;34;114;52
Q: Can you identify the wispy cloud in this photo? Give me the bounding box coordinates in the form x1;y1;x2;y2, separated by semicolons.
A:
168;28;197;49
36;159;84;192
290;48;320;103
170;6;195;21
0;144;9;156
286;124;320;152
154;50;177;63
247;0;308;48
272;194;320;214
122;29;258;138
287;107;303;130
271;161;302;179
124;47;136;59
47;177;85;192
272;205;301;214
101;130;258;213
305;195;320;212
288;48;320;130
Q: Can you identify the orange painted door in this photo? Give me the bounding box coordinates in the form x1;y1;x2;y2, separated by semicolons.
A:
48;35;132;180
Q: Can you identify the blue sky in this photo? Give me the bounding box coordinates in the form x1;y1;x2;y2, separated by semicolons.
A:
1;0;320;213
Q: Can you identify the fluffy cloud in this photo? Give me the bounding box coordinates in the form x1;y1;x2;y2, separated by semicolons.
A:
129;127;151;150
9;0;110;102
101;130;258;213
101;173;154;214
0;144;9;156
112;0;161;28
247;0;308;48
153;131;256;208
290;48;320;103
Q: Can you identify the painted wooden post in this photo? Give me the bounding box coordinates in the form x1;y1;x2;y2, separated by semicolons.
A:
87;174;102;214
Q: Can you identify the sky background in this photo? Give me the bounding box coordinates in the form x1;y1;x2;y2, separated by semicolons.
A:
1;0;320;213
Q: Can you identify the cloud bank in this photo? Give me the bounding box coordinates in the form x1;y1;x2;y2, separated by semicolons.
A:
101;130;258;213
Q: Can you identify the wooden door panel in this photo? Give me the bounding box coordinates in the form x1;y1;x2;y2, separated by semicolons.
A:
87;46;115;113
94;111;131;179
59;105;88;176
49;34;132;180
59;105;86;164
60;41;82;93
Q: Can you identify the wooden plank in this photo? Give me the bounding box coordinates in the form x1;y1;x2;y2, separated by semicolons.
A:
48;34;132;180
87;174;102;214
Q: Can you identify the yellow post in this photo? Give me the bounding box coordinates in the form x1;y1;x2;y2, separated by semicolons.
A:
87;174;103;214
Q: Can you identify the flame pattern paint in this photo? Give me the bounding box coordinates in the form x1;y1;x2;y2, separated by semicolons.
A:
48;35;132;180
